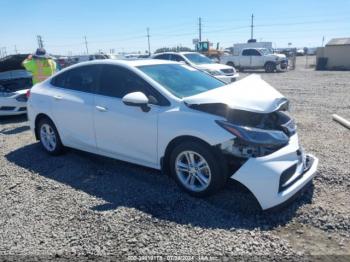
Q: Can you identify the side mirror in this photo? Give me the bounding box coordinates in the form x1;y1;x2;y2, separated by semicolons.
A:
122;92;150;112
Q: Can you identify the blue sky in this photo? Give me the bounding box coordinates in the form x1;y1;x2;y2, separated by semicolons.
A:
1;0;349;55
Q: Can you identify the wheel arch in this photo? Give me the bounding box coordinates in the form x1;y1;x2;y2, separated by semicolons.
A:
34;113;54;140
226;61;235;67
264;61;276;67
161;135;220;175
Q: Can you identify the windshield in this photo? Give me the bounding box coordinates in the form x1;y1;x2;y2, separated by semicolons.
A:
138;64;225;98
259;48;272;55
183;53;213;65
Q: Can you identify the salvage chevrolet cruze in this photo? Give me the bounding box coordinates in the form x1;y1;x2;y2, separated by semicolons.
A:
27;59;318;210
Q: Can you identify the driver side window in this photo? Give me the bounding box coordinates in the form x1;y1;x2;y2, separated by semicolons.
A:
250;49;261;56
98;65;169;106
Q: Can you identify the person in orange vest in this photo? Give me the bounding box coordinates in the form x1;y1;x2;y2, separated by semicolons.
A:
22;48;57;85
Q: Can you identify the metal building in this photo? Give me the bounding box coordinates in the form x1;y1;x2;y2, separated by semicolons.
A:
316;38;350;70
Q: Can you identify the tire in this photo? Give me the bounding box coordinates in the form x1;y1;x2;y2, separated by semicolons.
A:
226;62;234;67
37;117;64;155
265;62;276;73
169;141;227;197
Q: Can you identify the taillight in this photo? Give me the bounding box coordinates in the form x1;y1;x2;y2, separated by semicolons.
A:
26;89;31;98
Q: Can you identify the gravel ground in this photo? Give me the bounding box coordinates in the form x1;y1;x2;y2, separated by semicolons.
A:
0;56;349;260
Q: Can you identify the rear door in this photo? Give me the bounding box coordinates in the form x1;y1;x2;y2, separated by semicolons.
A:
49;65;100;150
93;64;164;167
251;49;264;67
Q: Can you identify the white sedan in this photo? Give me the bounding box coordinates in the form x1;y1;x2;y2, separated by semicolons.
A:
152;52;239;84
27;59;318;210
0;69;31;116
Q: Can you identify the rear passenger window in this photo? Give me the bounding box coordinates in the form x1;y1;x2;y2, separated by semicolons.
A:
171;55;185;62
242;49;252;56
154;54;171;60
51;65;100;93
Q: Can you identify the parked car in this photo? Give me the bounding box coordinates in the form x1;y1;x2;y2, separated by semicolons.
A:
72;54;108;64
220;48;288;73
0;54;32;116
27;59;318;210
296;49;305;56
152;52;239;83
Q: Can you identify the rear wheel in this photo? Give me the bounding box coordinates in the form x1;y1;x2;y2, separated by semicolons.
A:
169;141;226;197
38;117;64;155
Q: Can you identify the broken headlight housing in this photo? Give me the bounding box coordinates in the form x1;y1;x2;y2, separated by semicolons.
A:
216;120;289;158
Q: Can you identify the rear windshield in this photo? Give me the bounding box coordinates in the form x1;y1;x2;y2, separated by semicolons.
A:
137;64;225;98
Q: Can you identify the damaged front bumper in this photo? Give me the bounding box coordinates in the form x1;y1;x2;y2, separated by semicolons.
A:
276;60;288;71
230;133;318;210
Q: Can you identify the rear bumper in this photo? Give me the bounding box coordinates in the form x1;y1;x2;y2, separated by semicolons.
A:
216;73;240;84
0;90;28;116
230;134;318;210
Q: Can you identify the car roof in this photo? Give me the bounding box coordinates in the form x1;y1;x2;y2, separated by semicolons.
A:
153;51;198;56
71;59;179;68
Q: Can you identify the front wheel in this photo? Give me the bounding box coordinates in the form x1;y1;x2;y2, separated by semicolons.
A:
169;141;226;197
38;118;64;155
226;62;235;67
265;62;276;73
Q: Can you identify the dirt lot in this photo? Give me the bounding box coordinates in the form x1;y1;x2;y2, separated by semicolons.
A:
0;56;349;260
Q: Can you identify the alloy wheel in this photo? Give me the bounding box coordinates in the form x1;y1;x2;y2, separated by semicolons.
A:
40;124;57;152
175;150;212;192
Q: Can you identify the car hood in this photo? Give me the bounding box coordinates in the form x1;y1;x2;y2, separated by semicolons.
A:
195;63;232;71
183;74;288;113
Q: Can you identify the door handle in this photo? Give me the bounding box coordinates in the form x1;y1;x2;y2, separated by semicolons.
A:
54;95;63;100
96;105;108;112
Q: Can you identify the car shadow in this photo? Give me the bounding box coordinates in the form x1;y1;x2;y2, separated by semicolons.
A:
6;143;314;230
0;125;30;135
0;114;28;124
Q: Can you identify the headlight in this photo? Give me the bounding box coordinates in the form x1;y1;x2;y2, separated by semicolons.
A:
216;120;289;147
203;69;222;76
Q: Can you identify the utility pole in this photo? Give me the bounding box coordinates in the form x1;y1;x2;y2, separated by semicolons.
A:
146;27;151;55
84;36;89;54
199;17;202;42
37;35;44;48
2;47;7;57
322;36;325;47
14;45;18;54
250;14;254;40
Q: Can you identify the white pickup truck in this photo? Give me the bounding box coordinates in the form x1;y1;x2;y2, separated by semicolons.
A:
220;48;288;73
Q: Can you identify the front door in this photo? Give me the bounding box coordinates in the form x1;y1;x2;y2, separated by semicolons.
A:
93;64;160;167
